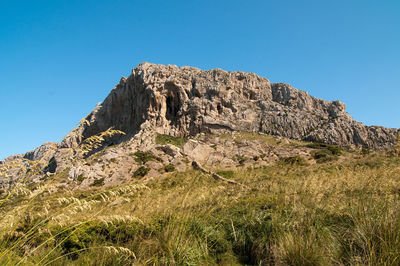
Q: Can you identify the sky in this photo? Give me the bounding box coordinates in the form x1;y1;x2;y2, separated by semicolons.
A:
0;0;399;159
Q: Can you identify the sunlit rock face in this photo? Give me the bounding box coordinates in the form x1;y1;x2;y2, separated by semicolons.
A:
1;62;399;189
61;62;399;150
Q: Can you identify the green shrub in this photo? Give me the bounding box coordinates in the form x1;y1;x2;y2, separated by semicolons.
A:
77;174;86;185
58;229;91;260
156;134;188;148
133;151;161;164
306;143;342;155
307;143;342;163
307;143;342;155
164;164;175;172
232;154;247;165
132;166;150;178
280;156;307;165
361;147;371;155
312;150;337;163
91;177;105;186
9;214;50;247
52;220;139;260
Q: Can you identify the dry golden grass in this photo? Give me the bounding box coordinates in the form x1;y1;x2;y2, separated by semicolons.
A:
0;132;400;265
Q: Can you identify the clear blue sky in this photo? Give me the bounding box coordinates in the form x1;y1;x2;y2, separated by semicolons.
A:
1;0;399;159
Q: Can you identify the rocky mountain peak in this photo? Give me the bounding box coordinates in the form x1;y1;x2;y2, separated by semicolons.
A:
1;62;399;190
61;62;398;150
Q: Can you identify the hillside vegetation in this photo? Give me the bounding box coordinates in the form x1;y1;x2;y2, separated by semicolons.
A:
1;133;400;265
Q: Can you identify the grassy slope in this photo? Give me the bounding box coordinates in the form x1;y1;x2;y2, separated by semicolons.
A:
1;135;400;265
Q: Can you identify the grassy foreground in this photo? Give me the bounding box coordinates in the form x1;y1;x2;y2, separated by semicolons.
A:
1;146;400;265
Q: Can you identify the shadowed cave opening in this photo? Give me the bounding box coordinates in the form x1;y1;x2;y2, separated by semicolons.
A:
165;82;182;122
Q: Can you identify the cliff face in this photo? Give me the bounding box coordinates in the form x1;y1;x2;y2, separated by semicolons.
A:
1;62;399;190
61;62;398;150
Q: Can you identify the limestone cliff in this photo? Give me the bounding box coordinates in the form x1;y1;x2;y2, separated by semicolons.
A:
61;62;399;150
1;62;399;190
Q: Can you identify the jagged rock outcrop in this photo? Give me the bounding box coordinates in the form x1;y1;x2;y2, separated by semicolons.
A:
23;142;59;162
0;154;23;165
62;62;399;150
1;62;399;190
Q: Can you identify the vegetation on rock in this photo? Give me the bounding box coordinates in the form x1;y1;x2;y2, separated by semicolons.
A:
1;132;400;265
1;62;399;265
132;166;150;178
155;134;188;148
133;151;162;164
91;177;105;186
163;164;175;172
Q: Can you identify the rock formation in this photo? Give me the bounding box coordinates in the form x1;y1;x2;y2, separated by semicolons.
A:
1;62;399;189
23;142;59;162
62;62;399;150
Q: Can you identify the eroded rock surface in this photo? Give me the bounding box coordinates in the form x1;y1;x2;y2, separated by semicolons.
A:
23;142;59;162
62;62;399;150
1;62;399;190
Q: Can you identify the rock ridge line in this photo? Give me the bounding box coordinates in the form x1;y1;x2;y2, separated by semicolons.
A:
60;62;398;150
